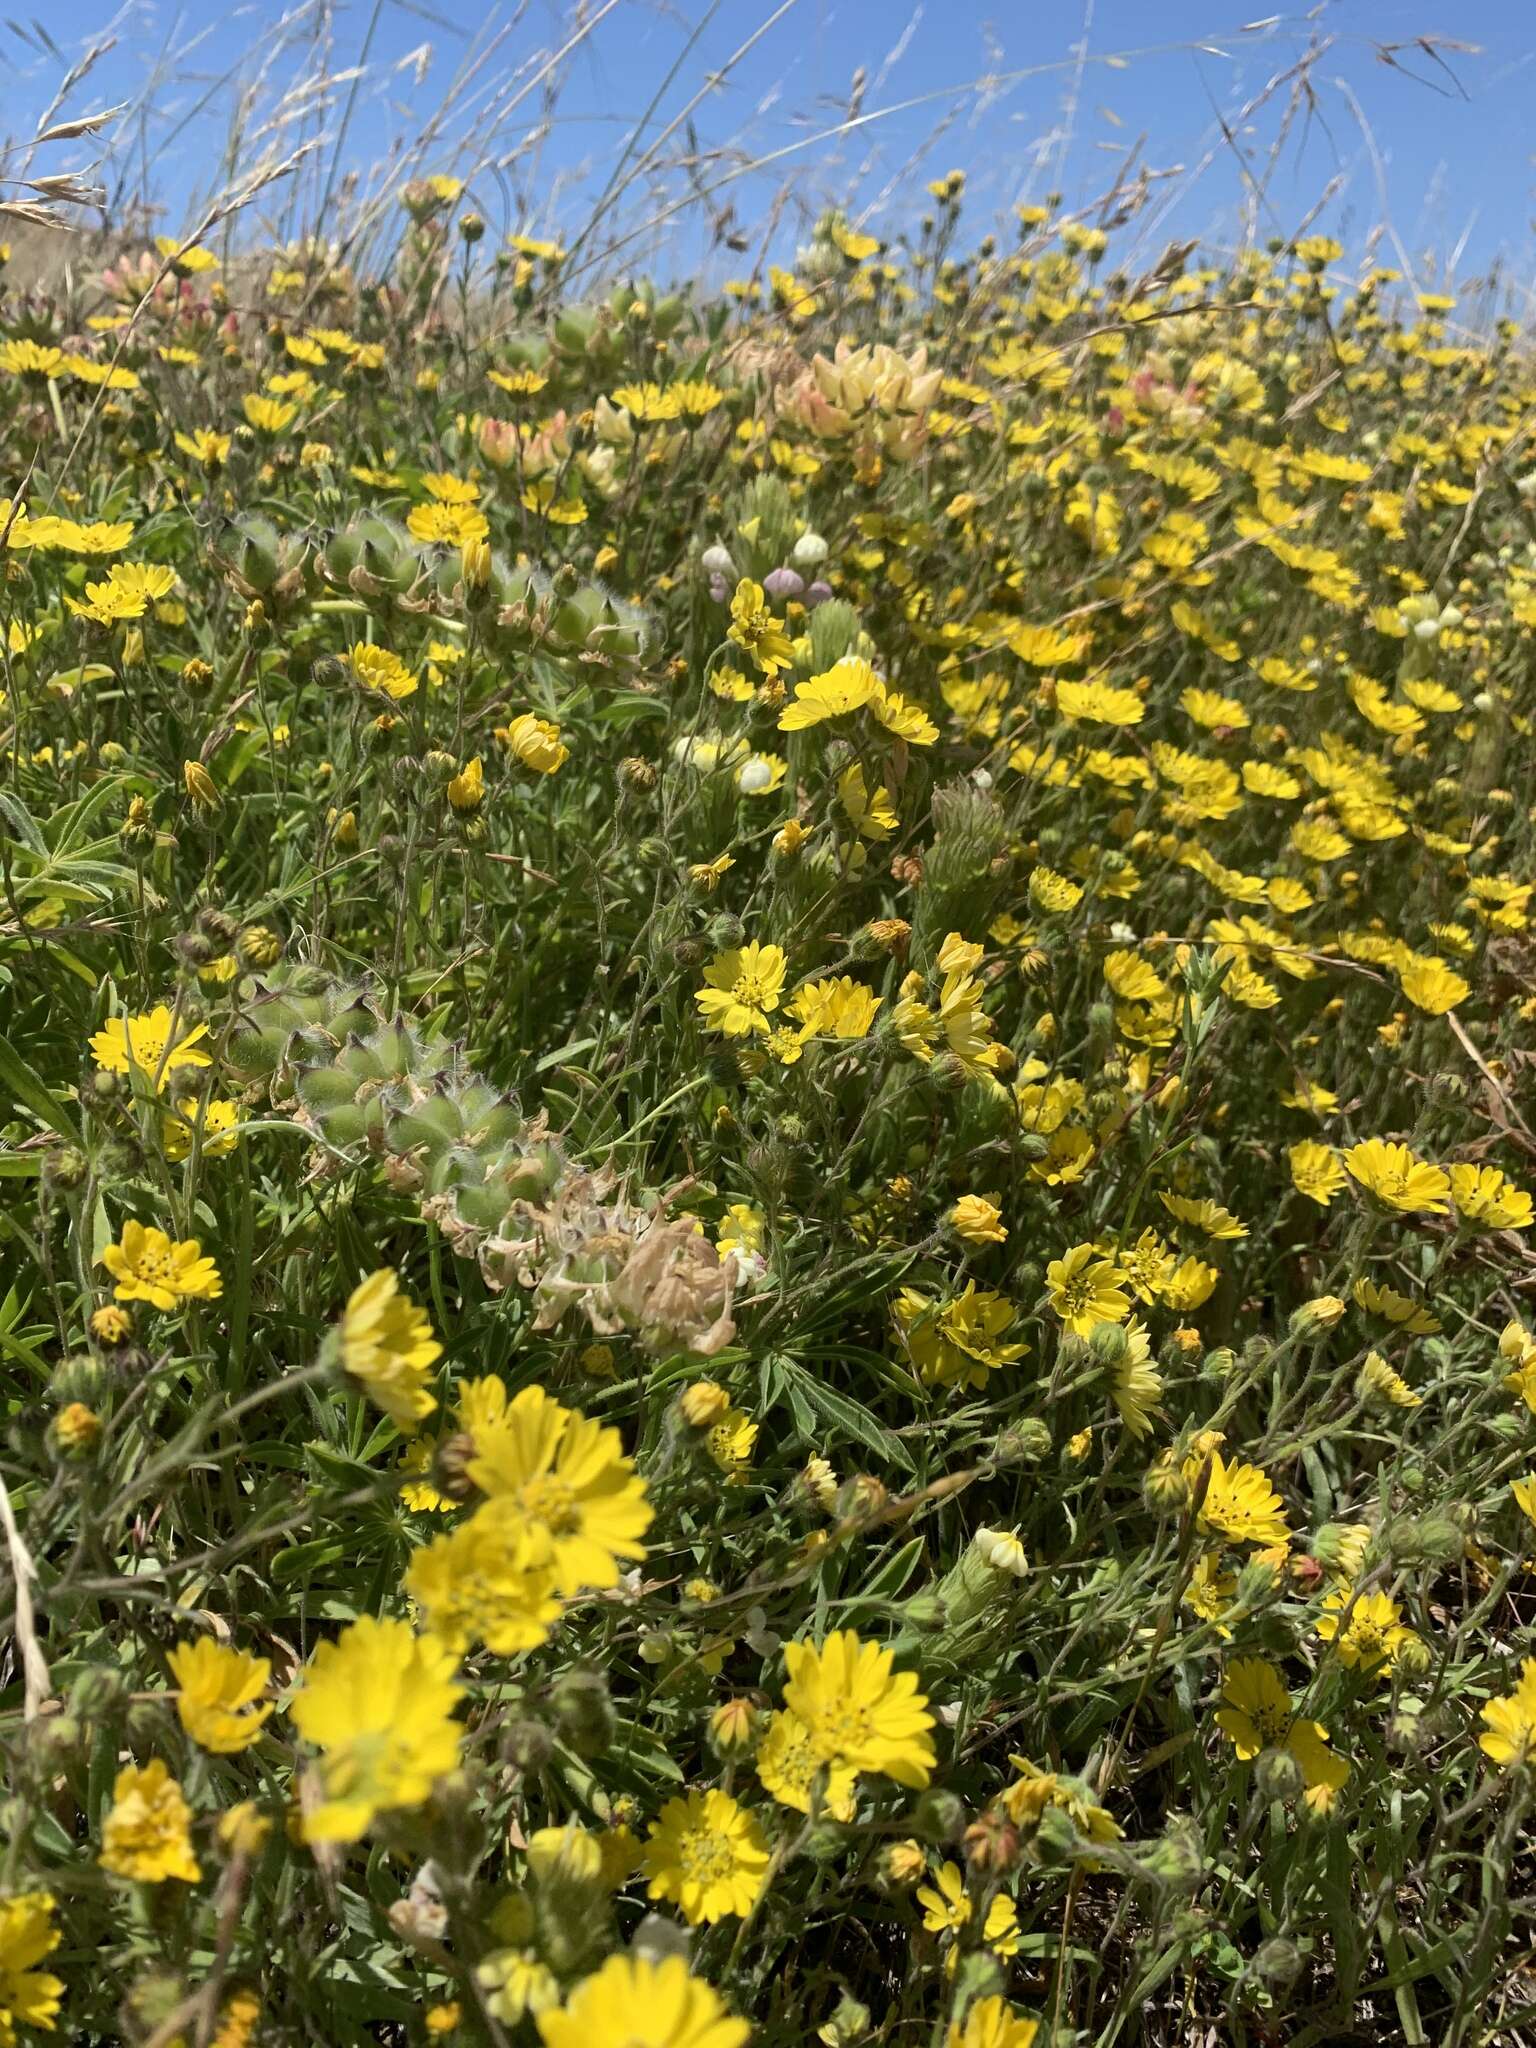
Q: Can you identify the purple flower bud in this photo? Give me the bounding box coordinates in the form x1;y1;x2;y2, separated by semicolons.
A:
804;580;834;609
708;574;730;604
763;566;805;601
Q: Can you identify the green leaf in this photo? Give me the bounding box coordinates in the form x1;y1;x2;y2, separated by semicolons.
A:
0;1030;81;1144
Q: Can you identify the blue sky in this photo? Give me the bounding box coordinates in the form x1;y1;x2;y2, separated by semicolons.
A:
7;2;1534;287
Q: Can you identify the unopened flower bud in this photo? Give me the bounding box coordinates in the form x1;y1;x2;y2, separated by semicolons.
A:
1254;1747;1303;1802
709;1698;759;1756
1290;1294;1346;1338
679;1380;730;1427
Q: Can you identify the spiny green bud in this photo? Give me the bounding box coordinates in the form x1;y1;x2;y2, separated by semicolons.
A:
912;1788;966;1844
994;1418;1052;1465
237;924;282;970
1254;1746;1303;1802
1386;1702;1426;1754
71;1666;125;1718
1233;1555;1280;1608
1393;1633;1433;1679
27;1713;82;1765
549;1667;616;1758
1088;1320;1129;1367
500;1720;554;1772
1251;1936;1304;1990
42;1145;88;1194
1309;1524;1359;1572
1031;1802;1078;1864
709;1698;760;1757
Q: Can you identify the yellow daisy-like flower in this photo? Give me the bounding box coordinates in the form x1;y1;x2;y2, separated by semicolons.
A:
1448;1164;1533;1232
498;712;569;774
870;682;938;745
838;763;899;841
288;1616;463;1842
166;1639;273;1754
781;1628;936;1789
242;393;297;434
950;1195;1007;1245
0;1890;64;2041
99;1758;201;1883
1055;677;1143;726
1289;1139;1345;1206
1344;1138;1450;1214
727;579;794;675
467;1384;653;1594
778;656;881;729
1195;1451;1289;1549
101;1221;222;1309
1045;1243;1131;1336
536;1955;747;2048
754;1708;856;1819
90;1003;212;1091
1215;1658;1348;1812
893;1283;1027;1390
406;1506;562;1655
643;1788;770;1923
694;941;788;1036
162;1096;241;1162
336;1268;442;1432
348;641;418;701
1399;956;1470;1015
945;1995;1040;2048
407;500;490;546
1481;1660;1536;1769
1316;1586;1415;1673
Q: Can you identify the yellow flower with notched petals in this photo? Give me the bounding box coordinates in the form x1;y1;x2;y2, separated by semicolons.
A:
167;1640;273;1753
289;1616;462;1842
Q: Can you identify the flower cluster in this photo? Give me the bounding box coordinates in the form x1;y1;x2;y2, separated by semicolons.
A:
3;114;1536;2048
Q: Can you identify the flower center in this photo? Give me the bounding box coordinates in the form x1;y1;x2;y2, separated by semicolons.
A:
810;1703;874;1755
677;1827;736;1883
521;1475;582;1535
731;970;772;1010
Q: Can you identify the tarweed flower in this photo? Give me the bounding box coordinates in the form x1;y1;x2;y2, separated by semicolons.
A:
0;1892;63;2039
1480;1661;1536;1768
535;1955;747;2048
498;713;569;774
781;1628;936;1789
99;1759;201;1883
1045;1244;1131;1336
101;1223;222;1309
1344;1139;1450;1214
950;1195;1007;1245
467;1385;652;1593
1317;1587;1415;1673
289;1617;462;1841
945;1997;1040;2048
90;1005;211;1090
336;1269;441;1431
167;1641;273;1754
695;942;787;1036
643;1788;770;1923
